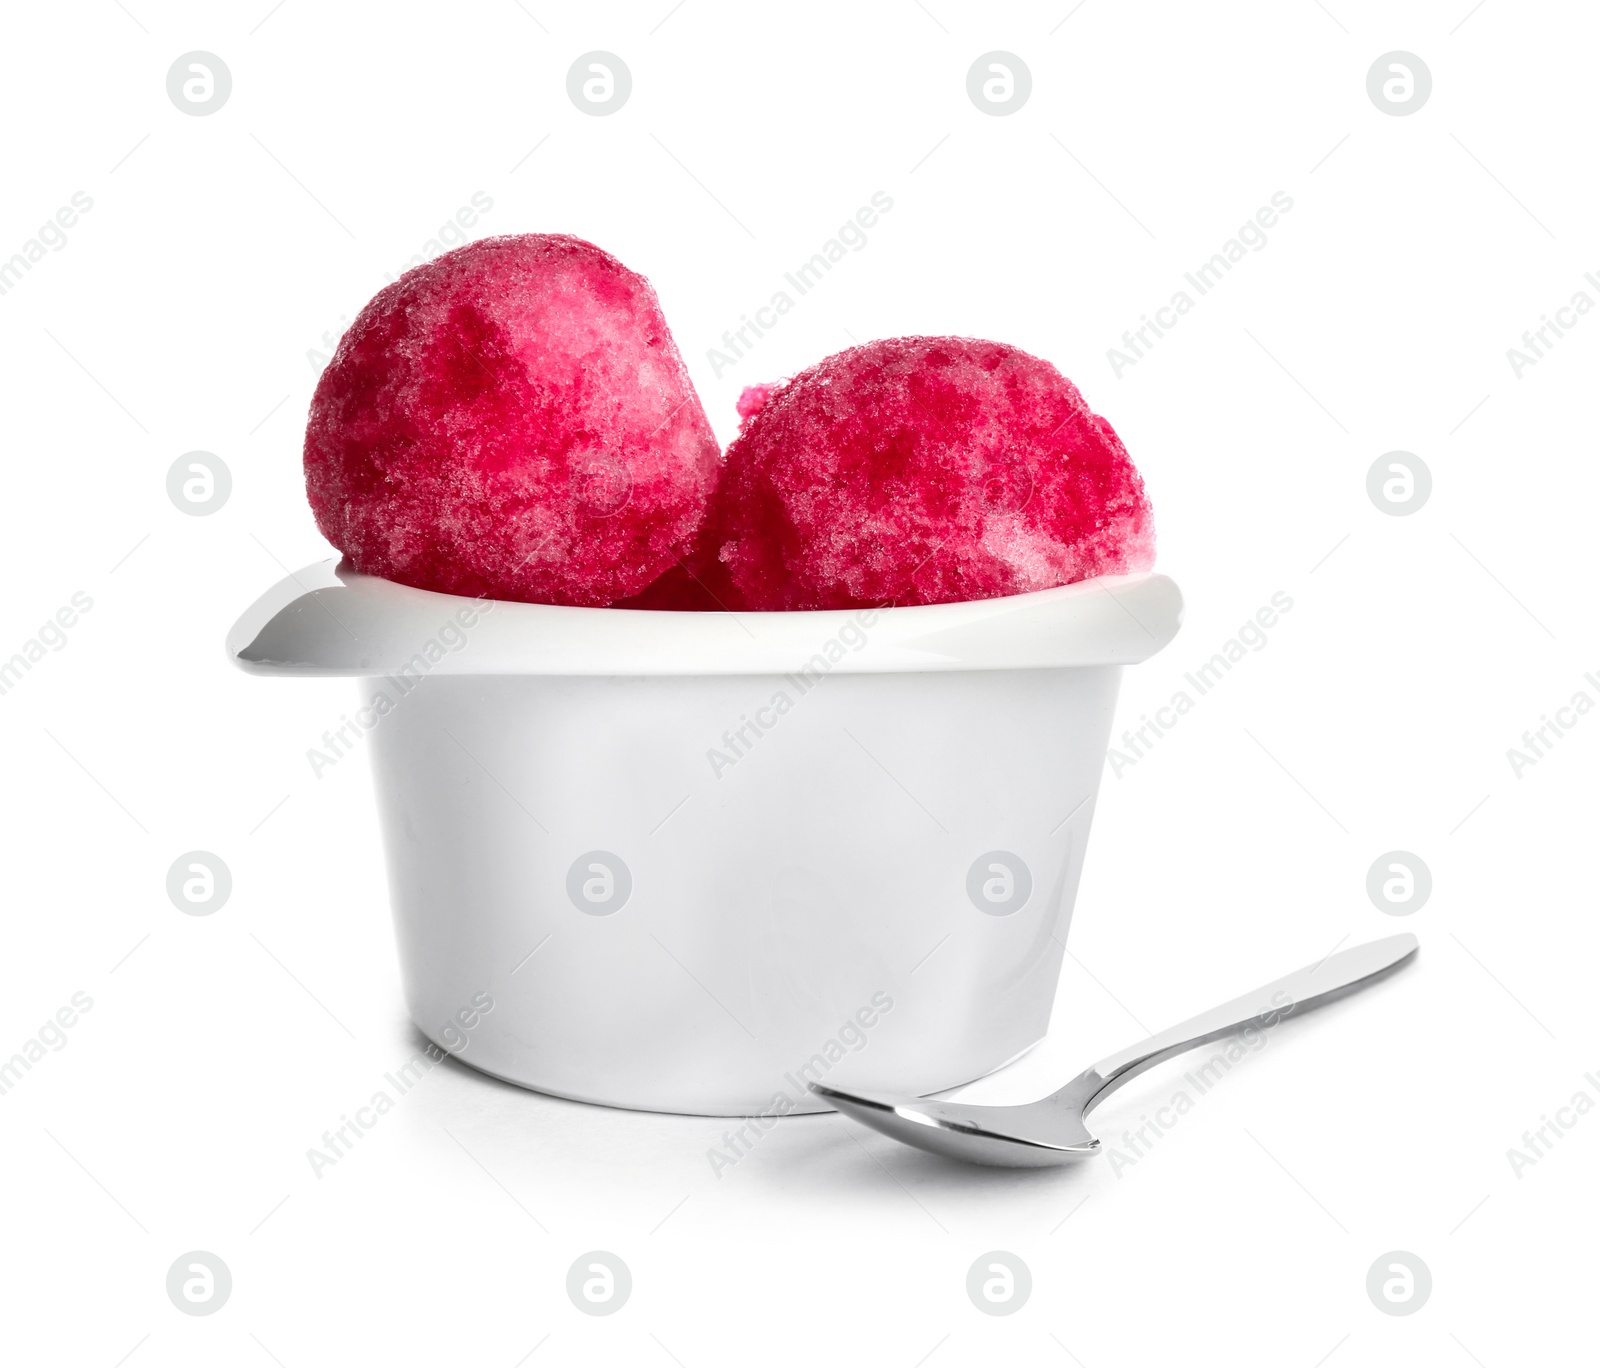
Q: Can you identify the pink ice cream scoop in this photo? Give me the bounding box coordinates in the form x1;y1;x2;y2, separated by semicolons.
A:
688;335;1155;611
304;233;719;607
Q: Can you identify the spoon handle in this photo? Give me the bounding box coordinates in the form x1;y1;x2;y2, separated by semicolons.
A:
1065;933;1419;1109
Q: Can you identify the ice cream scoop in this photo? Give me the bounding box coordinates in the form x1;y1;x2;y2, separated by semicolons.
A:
693;336;1154;611
305;233;719;607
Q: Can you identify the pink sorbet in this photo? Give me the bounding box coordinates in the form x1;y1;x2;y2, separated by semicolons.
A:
693;336;1154;611
304;234;719;607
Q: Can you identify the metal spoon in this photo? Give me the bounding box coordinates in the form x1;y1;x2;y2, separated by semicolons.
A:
812;932;1418;1168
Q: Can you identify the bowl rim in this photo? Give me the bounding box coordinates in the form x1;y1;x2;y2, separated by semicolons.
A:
228;558;1183;678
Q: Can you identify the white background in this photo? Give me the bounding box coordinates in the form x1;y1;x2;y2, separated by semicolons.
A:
2;1;1596;1363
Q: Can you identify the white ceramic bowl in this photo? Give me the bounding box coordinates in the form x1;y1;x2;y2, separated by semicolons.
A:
229;560;1181;1115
